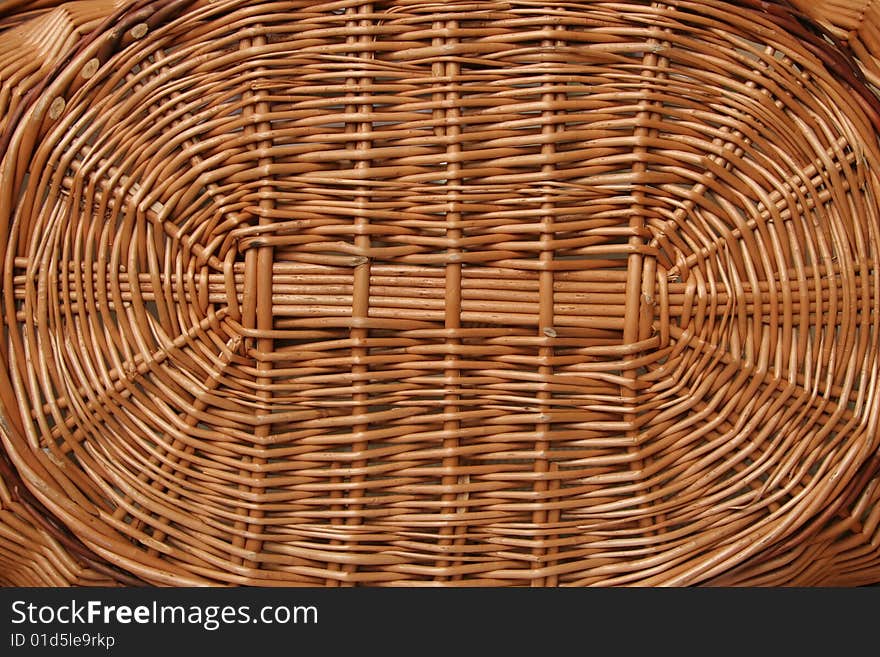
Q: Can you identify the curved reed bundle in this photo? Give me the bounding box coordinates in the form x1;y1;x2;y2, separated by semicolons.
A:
0;0;126;134
0;0;119;27
1;0;879;586
0;0;142;586
0;449;138;585
790;0;880;87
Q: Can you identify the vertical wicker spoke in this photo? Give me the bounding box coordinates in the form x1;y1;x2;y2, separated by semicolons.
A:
622;8;671;541
236;31;274;573
434;15;465;582
528;11;565;588
335;1;375;585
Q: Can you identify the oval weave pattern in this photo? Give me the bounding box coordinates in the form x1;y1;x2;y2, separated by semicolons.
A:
1;0;879;585
0;0;147;586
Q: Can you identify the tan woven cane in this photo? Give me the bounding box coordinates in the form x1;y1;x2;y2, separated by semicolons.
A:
0;0;140;586
1;0;879;586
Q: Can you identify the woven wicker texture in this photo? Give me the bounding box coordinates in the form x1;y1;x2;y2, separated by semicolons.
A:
0;0;127;139
0;0;144;586
1;0;879;586
0;1;71;30
790;0;880;87
0;450;134;585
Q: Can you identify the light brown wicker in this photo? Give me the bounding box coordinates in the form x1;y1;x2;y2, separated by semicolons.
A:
0;0;126;131
1;0;879;586
0;447;136;585
0;0;142;586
